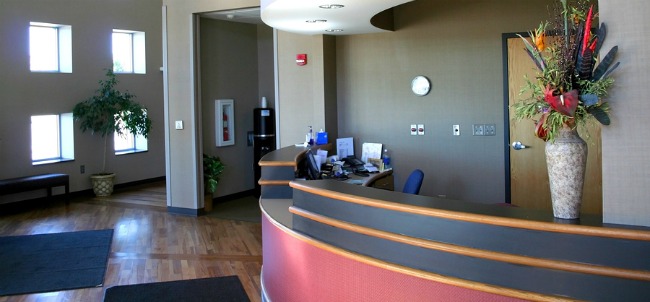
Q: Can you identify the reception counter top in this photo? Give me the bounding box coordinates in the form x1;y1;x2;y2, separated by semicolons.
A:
259;146;650;301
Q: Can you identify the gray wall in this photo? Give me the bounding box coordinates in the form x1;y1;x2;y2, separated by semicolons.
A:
333;0;551;203
200;18;274;197
0;0;165;201
600;0;650;226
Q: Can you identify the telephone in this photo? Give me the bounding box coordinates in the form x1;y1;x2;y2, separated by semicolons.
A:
342;156;364;166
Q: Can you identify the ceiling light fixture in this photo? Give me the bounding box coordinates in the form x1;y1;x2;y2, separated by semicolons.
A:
306;19;327;23
319;4;345;9
325;29;343;32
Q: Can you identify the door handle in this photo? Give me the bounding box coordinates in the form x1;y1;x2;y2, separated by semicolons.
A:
511;141;527;150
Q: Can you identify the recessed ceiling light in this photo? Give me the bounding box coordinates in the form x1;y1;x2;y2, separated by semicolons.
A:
325;29;343;32
319;4;345;9
306;19;327;23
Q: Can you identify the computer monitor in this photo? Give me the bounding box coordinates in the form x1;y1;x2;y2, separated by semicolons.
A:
305;151;321;180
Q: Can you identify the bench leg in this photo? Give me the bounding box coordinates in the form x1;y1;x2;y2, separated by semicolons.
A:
65;184;70;205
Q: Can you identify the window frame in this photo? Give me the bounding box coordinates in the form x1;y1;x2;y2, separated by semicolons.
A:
113;110;148;155
31;113;74;165
112;29;146;74
29;22;72;73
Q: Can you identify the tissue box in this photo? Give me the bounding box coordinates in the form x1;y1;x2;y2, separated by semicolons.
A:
316;131;328;145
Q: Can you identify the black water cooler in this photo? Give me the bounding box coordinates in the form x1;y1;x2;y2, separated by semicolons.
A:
253;108;276;197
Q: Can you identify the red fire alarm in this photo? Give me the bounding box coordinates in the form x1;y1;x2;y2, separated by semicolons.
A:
296;54;307;66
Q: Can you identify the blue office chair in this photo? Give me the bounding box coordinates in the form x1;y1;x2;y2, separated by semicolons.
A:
402;169;424;195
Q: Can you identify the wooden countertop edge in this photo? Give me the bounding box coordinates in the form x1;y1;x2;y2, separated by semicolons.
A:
258;149;308;170
258;179;291;186
261;207;571;302
290;206;650;282
289;181;650;241
258;160;299;167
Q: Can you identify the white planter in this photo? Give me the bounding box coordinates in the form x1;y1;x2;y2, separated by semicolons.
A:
90;173;115;197
545;126;588;219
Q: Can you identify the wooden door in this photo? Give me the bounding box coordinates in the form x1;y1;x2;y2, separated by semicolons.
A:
506;37;602;214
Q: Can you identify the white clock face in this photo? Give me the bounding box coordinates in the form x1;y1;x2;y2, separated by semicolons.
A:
411;76;431;96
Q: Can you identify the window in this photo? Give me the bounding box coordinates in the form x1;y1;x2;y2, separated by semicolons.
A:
112;30;145;74
114;111;148;155
31;113;74;164
29;22;72;73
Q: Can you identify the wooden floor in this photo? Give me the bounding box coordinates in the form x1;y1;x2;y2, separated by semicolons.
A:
0;182;262;302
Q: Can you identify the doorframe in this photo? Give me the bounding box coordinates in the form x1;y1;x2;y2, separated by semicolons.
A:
501;32;529;204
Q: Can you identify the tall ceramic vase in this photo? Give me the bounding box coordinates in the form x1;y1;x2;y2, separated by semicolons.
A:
545;125;588;219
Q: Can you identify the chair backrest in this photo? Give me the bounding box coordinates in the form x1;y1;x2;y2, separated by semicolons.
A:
402;169;424;194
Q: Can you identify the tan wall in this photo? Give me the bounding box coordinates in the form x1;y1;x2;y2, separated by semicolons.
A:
0;0;165;201
333;0;553;202
277;33;328;147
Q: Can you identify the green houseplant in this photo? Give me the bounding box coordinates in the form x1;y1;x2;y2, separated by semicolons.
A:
203;154;225;211
73;69;152;196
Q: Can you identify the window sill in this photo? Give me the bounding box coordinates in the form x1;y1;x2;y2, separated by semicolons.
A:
115;149;148;156
32;158;74;166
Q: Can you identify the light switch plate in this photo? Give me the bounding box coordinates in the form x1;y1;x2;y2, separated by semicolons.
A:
472;124;484;136
453;125;460;136
410;124;417;135
417;124;425;135
484;124;496;136
175;120;184;130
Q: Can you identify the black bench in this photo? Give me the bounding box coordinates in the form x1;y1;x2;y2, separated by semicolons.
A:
0;174;70;201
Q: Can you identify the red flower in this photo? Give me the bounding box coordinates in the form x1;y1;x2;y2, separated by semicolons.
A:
582;5;594;56
543;86;579;117
535;112;549;141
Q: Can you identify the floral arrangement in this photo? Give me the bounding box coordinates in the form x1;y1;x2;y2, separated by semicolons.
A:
512;0;619;142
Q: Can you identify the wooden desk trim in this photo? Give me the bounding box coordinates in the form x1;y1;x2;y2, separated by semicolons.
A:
290;181;650;241
258;179;291;186
258;159;301;168
290;205;650;282
262;204;566;302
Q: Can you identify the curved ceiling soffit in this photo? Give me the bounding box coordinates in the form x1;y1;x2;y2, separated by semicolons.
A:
260;0;413;35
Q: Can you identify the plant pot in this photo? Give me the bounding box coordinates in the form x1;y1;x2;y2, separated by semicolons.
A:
90;173;115;197
545;126;587;219
204;193;213;212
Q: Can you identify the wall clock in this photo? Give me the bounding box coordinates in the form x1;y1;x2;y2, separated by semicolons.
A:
411;75;431;96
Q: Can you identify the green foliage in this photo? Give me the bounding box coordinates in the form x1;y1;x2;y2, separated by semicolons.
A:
72;69;151;138
72;69;152;173
203;154;225;194
512;0;619;142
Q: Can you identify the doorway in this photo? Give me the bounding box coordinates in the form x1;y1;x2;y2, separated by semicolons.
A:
197;8;276;197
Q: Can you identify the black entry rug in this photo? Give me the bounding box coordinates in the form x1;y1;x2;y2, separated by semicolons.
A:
103;276;250;302
0;229;113;296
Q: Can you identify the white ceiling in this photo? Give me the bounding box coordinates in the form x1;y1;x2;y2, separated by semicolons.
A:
261;0;413;35
202;0;414;35
202;7;264;25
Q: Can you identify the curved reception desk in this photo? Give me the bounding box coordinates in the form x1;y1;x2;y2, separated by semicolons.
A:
259;146;650;301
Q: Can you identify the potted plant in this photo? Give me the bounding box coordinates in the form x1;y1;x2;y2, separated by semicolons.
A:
72;69;152;196
203;153;225;212
512;0;619;219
